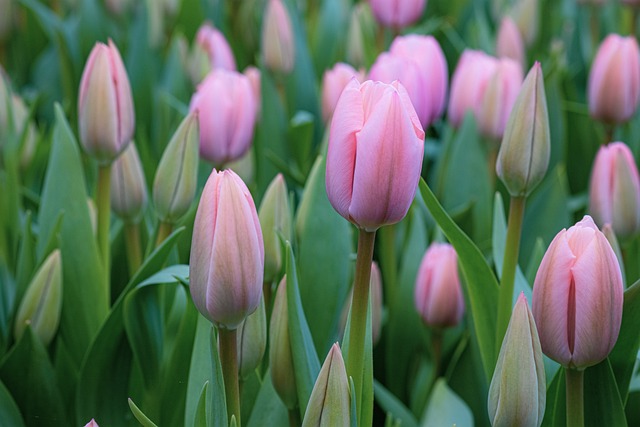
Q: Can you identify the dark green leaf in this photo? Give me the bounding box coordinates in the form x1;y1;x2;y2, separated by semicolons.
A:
373;381;418;427
128;398;159;427
0;379;25;427
245;370;288;427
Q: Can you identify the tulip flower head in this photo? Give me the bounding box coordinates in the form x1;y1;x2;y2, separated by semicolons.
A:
111;142;148;223
588;34;640;124
326;79;425;231
414;243;465;328
195;23;237;71
262;0;295;73
322;63;365;123
270;277;298;409
189;169;264;330
589;142;640;238
368;0;426;29
78;39;135;164
532;216;623;369
496;16;526;68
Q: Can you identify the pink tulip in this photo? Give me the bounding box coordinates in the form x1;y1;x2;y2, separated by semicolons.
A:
189;69;258;165
262;0;295;73
448;50;498;128
110;142;148;223
195;23;237;71
369;0;426;28
244;66;262;117
532;216;623;369
189;169;264;329
589;142;640;237
84;420;99;427
322;63;365;123
476;58;523;141
78;39;135;164
414;243;465;328
326;79;425;231
496;16;525;68
588;34;640;124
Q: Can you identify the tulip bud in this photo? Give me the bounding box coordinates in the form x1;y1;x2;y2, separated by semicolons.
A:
509;0;538;46
189;169;264;330
340;262;384;345
346;3;375;68
301;343;350;427
532;216;624;369
262;0;295;74
588;34;640;125
14;250;63;346
237;295;267;379
0;77;39;170
111;142;148;223
488;293;545;427
322;63;365;123
78;40;135;164
153;112;199;223
496;17;525;68
84;419;99;427
448;50;499;128
326;79;424;231
589;142;640;238
477;58;523;141
496;62;550;197
369;0;426;29
0;0;12;40
414;243;465;328
601;224;625;286
270;277;298;409
192;23;237;78
189;69;258;165
258;174;291;283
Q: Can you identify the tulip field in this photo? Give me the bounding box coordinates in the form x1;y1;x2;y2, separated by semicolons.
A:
3;0;640;426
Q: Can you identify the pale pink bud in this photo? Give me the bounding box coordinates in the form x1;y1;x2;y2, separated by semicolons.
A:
588;34;640;124
477;58;523;141
414;243;465;328
189;69;258;165
189;169;264;330
78;40;135;164
368;0;426;29
84;419;99;427
326;79;425;231
195;23;237;71
448;50;499;128
105;0;131;16
110;142;148;223
532;216;624;369
496;17;525;68
589;142;640;237
243;66;262;118
262;0;295;73
321;63;365;123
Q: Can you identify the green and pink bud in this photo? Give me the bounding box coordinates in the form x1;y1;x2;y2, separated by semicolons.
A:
261;0;295;74
269;277;297;409
111;142;148;223
258;173;291;283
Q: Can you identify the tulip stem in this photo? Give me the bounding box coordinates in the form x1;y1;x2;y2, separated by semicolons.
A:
378;225;397;308
288;409;300;427
219;328;241;426
155;221;173;248
124;222;143;276
495;196;526;357
97;164;112;289
345;229;376;426
565;368;585;427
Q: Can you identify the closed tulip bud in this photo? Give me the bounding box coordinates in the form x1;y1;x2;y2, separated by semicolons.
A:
258;174;291;282
195;23;237;72
589;142;640;238
346;3;375;68
0;78;39;170
326;79;424;231
414;243;465;328
496;17;526;68
510;0;538;46
340;262;384;345
78;40;135;164
369;0;426;29
153;112;199;223
588;34;640;125
496;62;550;197
111;142;148;223
322;63;365;123
262;0;295;74
189;69;258;165
14;250;63;345
237;296;267;379
488;293;545;427
532;216;624;369
189;169;264;330
448;50;499;128
477;58;523;141
270;277;298;409
84;419;99;427
301;343;350;427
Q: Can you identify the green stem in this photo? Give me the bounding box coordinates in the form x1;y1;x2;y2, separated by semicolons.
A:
378;225;397;308
345;229;376;425
288;408;300;427
97;164;112;289
495;196;526;356
604;124;614;146
219;328;241;426
124;222;143;276
632;7;638;37
565;368;585;427
415;329;443;415
155;221;173;248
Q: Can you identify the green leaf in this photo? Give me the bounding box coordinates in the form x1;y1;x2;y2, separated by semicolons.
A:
350;377;358;427
421;379;473;427
193;382;209;427
15;212;36;304
208;325;228;427
0;380;25;427
37;105;107;366
374;381;419;427
295;155;353;356
128;398;159;427
245;371;288;427
311;0;349;74
610;279;640;403
285;243;321;418
419;178;498;380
